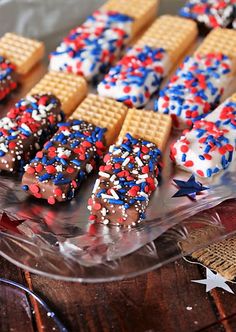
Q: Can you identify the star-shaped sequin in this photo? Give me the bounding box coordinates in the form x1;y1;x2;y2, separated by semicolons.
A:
172;174;208;200
192;268;234;294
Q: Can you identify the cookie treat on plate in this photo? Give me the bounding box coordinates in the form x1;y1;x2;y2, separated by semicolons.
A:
49;0;159;81
180;0;236;33
171;93;236;178
98;15;198;108
88;109;172;227
29;71;87;116
0;94;63;172
0;33;44;101
157;28;236;129
22;94;128;203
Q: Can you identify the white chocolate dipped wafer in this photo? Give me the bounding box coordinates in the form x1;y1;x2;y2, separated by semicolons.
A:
98;15;198;108
49;0;159;81
157;28;236;129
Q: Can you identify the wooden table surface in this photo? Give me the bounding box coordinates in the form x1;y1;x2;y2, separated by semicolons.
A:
1;254;236;332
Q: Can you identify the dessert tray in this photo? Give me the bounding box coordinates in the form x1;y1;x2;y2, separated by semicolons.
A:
0;0;236;282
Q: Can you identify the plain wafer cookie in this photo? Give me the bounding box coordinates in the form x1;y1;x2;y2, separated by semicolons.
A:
101;0;159;36
136;15;198;63
70;94;128;145
118;109;172;151
0;33;44;75
29;71;87;115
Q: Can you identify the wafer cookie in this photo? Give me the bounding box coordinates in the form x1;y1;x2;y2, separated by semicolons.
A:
88;109;172;227
22;120;106;204
157;27;236;129
22;94;128;204
101;0;158;36
70;94;128;145
29;71;87;115
196;27;236;61
98;15;198;108
136;15;198;63
171;96;236;178
0;33;44;75
49;0;158;81
118;109;172;151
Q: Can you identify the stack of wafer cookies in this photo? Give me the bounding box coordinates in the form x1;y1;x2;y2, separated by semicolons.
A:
157;27;236;129
97;15;198;108
0;32;44;101
88;109;172;227
49;0;159;81
21;94;128;204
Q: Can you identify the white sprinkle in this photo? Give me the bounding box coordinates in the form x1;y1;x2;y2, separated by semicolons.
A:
99;171;110;178
136;179;146;184
92;179;100;193
133;147;140;153
111;189;119;200
21;123;32;133
135;156;143;167
101;208;107;216
56;165;63;172
103;219;109;225
143;155;150;160
113;148;121;155
110;174;116;182
139;173;148;179
27;96;37;103
121;151;129;158
86;164;93;173
140;192;148;199
122;157;130;167
101;194;114;200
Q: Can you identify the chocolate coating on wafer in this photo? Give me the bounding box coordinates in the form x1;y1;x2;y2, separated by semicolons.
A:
22;120;106;204
88;133;161;227
0;56;17;101
0;94;63;172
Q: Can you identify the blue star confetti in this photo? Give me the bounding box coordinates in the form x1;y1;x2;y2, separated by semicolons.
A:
172;174;208;200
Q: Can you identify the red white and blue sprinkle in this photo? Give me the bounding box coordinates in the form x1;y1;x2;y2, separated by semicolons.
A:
0;94;63;172
22;120;106;204
0;56;17;101
180;0;236;30
88;133;162;227
97;46;170;108
171;99;236;178
156;53;232;129
49;10;133;81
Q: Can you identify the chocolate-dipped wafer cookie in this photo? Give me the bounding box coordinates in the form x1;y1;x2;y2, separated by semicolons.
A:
88;109;172;227
0;94;63;172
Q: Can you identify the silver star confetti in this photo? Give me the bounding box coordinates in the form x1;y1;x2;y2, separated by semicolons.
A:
192;267;234;294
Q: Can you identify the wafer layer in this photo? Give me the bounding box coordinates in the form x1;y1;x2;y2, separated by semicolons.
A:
118;109;172;151
29;71;87;115
136;15;198;63
196;28;236;61
101;0;158;36
0;33;44;75
70;94;128;145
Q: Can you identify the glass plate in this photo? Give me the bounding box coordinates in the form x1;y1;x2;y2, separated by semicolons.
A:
0;0;236;282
